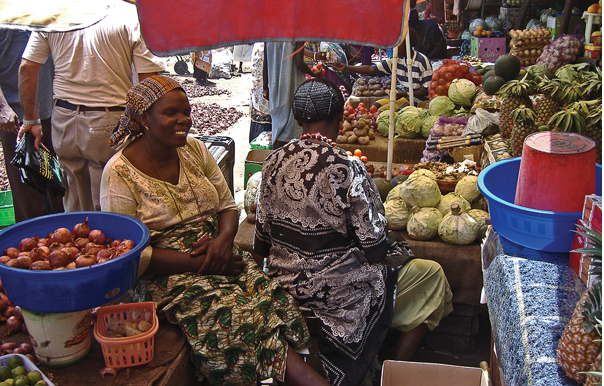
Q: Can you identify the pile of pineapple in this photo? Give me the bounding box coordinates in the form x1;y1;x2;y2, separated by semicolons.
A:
497;63;602;163
509;29;552;67
557;226;602;386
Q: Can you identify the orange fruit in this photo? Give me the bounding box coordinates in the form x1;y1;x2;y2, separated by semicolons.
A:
346;151;353;156
360;156;368;163
353;149;362;157
473;31;481;36
587;3;599;12
475;25;484;32
486;31;492;36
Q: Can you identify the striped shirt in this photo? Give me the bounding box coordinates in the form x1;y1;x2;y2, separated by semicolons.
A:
372;50;432;101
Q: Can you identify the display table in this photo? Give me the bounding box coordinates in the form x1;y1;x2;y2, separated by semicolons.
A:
337;134;427;165
482;229;585;386
235;220;483;307
0;319;195;385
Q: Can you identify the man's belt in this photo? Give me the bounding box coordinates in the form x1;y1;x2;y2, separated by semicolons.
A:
56;99;124;112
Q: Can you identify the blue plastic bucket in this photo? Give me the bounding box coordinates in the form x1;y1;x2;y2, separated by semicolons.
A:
0;212;149;313
478;158;602;253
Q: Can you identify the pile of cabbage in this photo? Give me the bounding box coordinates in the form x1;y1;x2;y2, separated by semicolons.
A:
383;171;490;244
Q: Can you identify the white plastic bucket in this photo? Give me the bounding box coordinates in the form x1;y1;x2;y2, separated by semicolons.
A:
21;308;92;368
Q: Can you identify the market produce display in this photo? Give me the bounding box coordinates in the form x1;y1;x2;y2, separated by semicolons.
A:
0;355;48;386
428;59;482;100
0;218;136;270
508;29;551;67
496;75;534;139
189;102;243;136
338;102;378;144
351;76;389;98
536;34;583;72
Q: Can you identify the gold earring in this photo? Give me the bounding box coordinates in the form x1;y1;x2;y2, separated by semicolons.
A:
145;126;150;131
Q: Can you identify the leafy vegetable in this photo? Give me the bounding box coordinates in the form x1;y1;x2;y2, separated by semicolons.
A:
384;197;410;230
376;111;391;137
468;209;490;240
401;175;442;208
438;205;479;244
429;96;456;117
407;206;443;241
422;115;440;139
448;78;476;107
436;192;471;215
395;107;423;139
455;175;481;203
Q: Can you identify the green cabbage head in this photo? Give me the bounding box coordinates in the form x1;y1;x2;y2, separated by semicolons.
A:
407;206;443;240
401;175;442;208
448;78;476;107
384;197;410;230
436;192;471;216
428;96;455;117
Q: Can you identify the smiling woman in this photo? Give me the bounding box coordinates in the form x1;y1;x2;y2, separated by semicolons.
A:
99;75;330;386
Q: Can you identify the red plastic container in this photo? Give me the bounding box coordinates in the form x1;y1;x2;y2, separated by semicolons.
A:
515;132;596;212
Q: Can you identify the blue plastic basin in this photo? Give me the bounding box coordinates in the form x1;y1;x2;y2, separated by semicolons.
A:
0;212;149;313
478;158;602;253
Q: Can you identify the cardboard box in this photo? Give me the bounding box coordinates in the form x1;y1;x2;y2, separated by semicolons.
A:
570;219;594;286
244;149;273;189
582;195;602;233
381;360;490;386
547;14;585;40
449;145;482;163
470;37;507;62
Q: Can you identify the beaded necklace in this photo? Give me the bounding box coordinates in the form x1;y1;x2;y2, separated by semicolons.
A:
300;132;335;147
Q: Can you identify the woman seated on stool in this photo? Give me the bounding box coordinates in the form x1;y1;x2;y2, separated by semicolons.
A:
100;75;330;386
254;78;453;385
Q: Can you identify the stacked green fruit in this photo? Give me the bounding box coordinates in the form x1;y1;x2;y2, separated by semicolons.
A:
0;356;47;386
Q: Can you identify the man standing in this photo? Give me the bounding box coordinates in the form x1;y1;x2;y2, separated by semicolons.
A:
0;29;63;221
19;0;165;212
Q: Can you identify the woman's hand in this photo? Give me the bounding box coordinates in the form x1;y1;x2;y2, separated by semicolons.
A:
191;233;234;275
331;62;346;72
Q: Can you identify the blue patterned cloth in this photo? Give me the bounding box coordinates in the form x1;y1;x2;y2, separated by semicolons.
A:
482;229;586;386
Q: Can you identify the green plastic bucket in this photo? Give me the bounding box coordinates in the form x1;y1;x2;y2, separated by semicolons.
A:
0;190;15;227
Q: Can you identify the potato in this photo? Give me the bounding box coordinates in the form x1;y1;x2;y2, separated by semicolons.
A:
368;129;376;140
353;120;364;129
337;134;349;144
354;91;362;97
362;90;372;96
354;128;367;137
373;90;386;96
358;136;370;145
347;134;358;144
357;85;367;92
357;79;366;86
342;121;352;131
368;78;377;84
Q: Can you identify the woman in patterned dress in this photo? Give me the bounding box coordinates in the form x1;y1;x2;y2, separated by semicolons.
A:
254;78;452;386
100;75;330;386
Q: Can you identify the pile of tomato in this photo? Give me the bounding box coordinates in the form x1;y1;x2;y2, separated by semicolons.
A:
428;59;482;101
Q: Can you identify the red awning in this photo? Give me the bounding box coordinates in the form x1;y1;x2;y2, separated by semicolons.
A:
136;0;410;56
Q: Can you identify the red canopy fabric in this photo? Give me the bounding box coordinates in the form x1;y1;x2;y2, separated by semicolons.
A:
136;0;409;56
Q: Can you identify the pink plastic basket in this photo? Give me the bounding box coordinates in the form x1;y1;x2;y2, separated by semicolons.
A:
93;302;158;369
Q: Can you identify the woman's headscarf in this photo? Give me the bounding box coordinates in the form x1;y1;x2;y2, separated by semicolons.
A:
292;78;344;124
109;75;183;150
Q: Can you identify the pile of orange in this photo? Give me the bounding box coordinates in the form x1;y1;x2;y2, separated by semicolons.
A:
586;0;602;13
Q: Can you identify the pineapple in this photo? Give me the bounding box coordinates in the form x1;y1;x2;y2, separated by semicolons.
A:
534;78;562;127
510;105;538;157
496;77;536;139
557;281;602;384
585;101;603;164
557;226;602;384
585;348;602;386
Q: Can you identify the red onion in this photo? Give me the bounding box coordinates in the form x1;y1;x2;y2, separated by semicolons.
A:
96;249;114;261
30;261;51;270
0;256;11;265
6;316;22;336
2;306;15;319
120;240;136;250
0;293;11;311
18;342;32;355
61;247;80;262
75;254;96;268
25;354;35;363
72;217;90;239
21;323;28;335
18;238;37;252
4;247;19;258
0;278;3;292
12;347;28;355
0;342;17;354
51;228;72;244
13;306;22;320
118;248;131;256
74;238;91;249
88;230;106;245
65;262;76;269
6;259;24;269
84;243;103;256
63;242;75;248
16;256;32;269
110;239;122;248
49;250;69;269
49;242;65;251
96;258;110;264
37;237;50;247
29;248;49;263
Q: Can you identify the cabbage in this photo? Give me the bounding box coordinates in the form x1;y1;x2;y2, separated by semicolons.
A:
244;171;262;214
407;206;443;241
471;196;488;211
408;169;437;182
485;16;503;31
395;107;423;139
428;96;455;117
455;175;481;203
400;175;442;208
385;183;404;202
468;209;490;240
422;115;440;139
384;197;410;230
436;192;471;215
470;18;488;31
376;111;391;137
460;30;473;40
438;204;479;244
448;79;476;107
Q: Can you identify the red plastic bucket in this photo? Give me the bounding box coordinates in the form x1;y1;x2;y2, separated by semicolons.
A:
515;132;596;212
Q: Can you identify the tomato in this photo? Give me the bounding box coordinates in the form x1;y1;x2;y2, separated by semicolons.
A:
360;156;368;163
316;62;323;69
354;149;362;157
358;102;365;108
369;105;377;113
444;81;452;91
346;106;355;114
435;85;446;95
458;65;469;75
438;78;446;85
444;72;455;81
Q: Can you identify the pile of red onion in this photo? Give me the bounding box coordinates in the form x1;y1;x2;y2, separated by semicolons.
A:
1;217;136;271
0;279;34;362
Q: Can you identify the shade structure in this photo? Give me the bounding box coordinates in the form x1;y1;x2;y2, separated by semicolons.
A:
136;0;408;56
